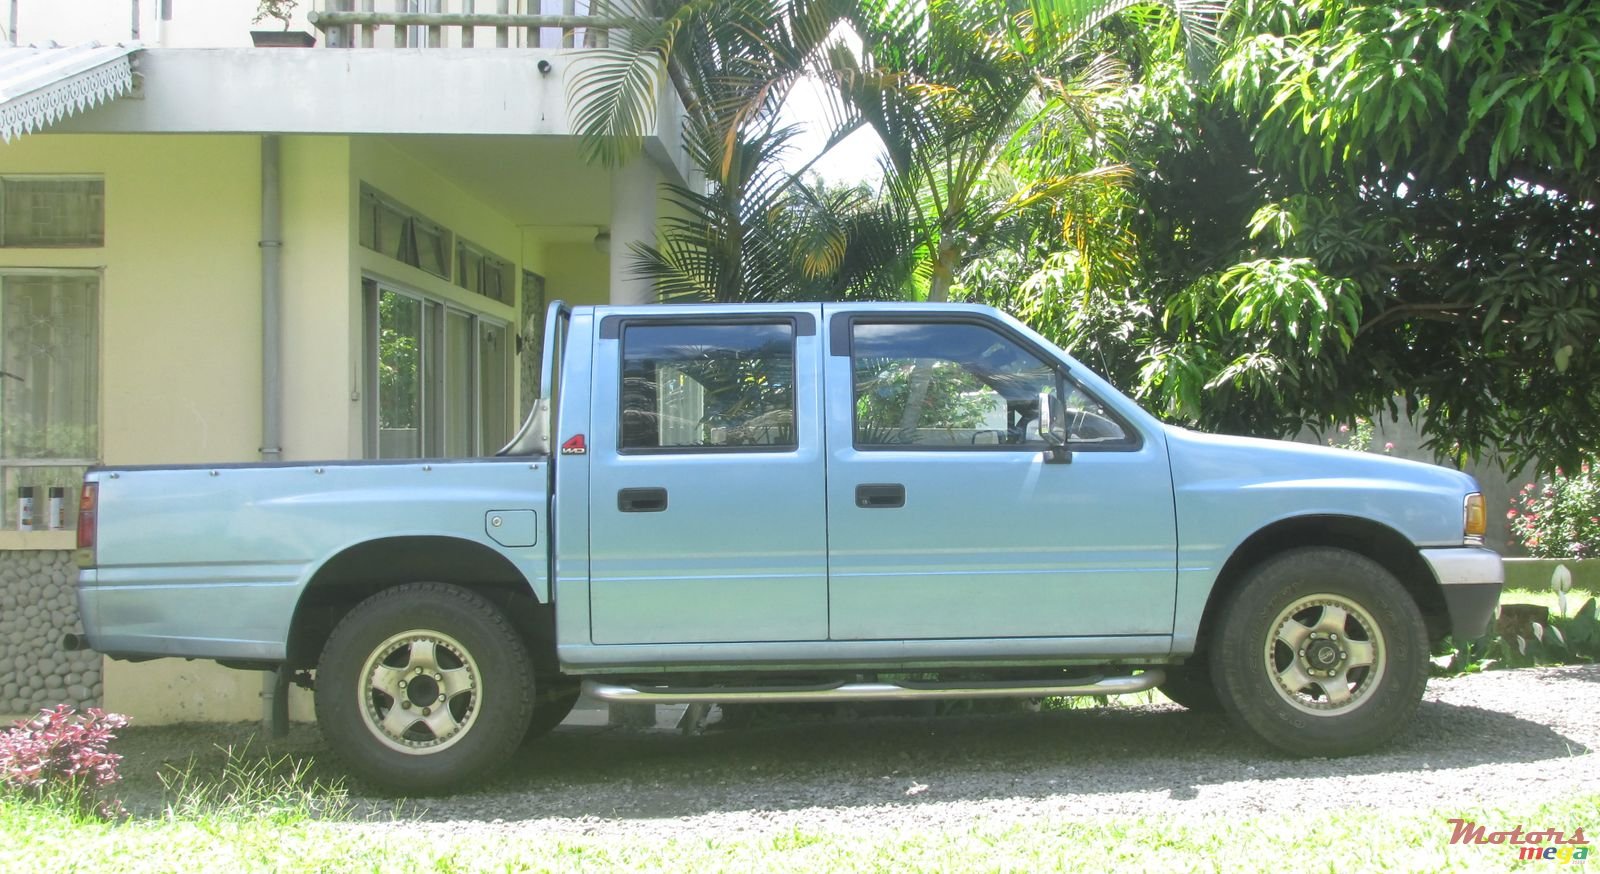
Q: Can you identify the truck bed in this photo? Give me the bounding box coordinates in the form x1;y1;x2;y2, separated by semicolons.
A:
78;456;551;661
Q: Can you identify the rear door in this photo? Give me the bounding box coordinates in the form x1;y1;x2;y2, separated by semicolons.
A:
586;308;829;644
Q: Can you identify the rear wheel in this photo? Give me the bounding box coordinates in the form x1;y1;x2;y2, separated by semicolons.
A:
315;583;535;794
1211;547;1428;756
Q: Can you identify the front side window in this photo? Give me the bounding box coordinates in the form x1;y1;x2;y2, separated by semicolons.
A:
620;322;796;451
851;320;1128;449
0;271;99;527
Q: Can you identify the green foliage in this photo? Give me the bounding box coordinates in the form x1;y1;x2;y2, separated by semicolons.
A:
578;0;1600;473
1109;0;1600;470
376;292;421;430
251;0;297;30
1439;597;1600;674
1509;462;1600;558
853;359;994;442
1326;418;1377;454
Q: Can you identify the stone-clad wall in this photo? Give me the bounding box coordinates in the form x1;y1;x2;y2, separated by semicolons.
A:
0;551;101;715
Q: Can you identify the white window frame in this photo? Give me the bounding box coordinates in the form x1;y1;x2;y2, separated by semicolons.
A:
363;276;512;459
0;267;102;529
358;185;453;282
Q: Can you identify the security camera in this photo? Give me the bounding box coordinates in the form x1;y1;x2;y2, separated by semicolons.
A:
537;59;553;75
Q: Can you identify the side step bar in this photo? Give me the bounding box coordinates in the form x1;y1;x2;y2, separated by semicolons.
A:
582;670;1164;704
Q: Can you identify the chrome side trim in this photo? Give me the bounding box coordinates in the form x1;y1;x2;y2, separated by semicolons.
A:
582;671;1164;704
1420;547;1505;587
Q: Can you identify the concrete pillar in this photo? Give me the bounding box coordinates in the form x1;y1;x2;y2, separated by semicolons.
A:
608;157;659;306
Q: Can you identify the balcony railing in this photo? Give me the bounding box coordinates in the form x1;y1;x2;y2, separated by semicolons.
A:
309;1;630;49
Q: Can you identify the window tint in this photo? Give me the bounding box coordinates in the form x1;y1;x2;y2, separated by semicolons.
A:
620;323;796;451
851;321;1127;448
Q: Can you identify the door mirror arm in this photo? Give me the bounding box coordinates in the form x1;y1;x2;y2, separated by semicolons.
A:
1036;391;1072;464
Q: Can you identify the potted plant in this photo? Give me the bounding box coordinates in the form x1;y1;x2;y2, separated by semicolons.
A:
250;0;316;47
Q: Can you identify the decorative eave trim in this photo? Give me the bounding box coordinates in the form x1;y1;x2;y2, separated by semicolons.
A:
0;46;137;143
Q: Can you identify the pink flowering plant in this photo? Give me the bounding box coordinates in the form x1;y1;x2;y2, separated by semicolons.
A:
0;705;129;819
1508;462;1600;558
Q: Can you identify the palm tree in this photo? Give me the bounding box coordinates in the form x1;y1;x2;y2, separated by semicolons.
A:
835;0;1222;303
573;0;906;301
569;0;1222;303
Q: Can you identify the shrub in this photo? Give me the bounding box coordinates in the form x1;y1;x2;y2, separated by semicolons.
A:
0;706;129;819
1508;462;1600;558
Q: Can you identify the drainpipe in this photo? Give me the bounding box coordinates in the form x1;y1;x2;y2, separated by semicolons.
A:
8;1;18;46
130;0;139;40
260;134;284;465
259;134;287;736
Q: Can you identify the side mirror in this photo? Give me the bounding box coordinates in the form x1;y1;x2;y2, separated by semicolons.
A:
1036;391;1071;464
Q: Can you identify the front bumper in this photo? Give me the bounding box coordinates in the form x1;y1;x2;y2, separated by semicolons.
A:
1420;547;1504;640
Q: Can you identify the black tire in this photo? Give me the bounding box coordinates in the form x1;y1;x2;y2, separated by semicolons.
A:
523;676;581;741
1211;547;1429;757
1157;660;1221;712
315;583;535;794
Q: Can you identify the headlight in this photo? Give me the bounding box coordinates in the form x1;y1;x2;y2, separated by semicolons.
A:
1463;492;1486;541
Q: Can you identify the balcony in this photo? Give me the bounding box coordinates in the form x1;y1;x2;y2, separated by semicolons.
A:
308;1;630;49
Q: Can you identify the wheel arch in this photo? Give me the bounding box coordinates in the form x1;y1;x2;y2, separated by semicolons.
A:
286;535;547;671
1195;515;1447;656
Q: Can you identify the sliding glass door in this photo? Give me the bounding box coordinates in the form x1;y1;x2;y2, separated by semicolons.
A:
365;278;511;459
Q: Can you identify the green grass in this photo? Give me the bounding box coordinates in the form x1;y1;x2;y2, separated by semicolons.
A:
1501;587;1598;617
2;785;1595;872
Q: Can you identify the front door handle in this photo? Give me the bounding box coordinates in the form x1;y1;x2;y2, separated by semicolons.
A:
855;483;905;509
618;487;668;513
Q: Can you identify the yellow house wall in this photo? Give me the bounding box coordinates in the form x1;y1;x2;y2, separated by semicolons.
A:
538;240;610;307
1;132;613;726
350;138;522;326
280;136;361;461
0;134;263;467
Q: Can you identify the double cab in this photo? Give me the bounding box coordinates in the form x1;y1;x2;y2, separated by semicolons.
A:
74;302;1504;792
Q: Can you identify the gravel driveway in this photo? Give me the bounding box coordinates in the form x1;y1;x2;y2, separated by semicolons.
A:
107;664;1600;838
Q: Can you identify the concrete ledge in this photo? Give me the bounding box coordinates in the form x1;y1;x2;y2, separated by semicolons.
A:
1503;558;1600;592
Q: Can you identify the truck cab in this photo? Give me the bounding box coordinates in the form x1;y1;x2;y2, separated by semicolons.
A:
75;301;1503;793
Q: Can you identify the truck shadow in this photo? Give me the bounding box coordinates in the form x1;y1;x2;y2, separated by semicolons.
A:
392;697;1589;822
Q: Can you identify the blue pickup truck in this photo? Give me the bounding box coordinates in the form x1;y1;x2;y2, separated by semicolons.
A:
74;301;1502;792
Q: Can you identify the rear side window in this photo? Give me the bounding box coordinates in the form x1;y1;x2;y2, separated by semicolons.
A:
619;322;797;451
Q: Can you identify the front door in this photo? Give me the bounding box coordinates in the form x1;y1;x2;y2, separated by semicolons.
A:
587;309;829;644
823;311;1177;640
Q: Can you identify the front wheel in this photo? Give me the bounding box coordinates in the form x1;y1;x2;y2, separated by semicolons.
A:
1211;547;1429;757
315;583;535;794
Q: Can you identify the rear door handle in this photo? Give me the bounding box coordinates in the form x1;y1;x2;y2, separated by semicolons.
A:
855;483;905;509
618;487;668;513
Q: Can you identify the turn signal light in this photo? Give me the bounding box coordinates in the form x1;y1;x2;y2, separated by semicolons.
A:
76;482;97;557
1464;492;1486;540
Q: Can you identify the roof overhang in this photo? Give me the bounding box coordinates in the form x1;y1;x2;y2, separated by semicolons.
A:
0;42;140;142
43;47;691;184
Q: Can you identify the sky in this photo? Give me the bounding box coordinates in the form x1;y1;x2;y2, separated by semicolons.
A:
771;25;887;188
775;73;887;187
